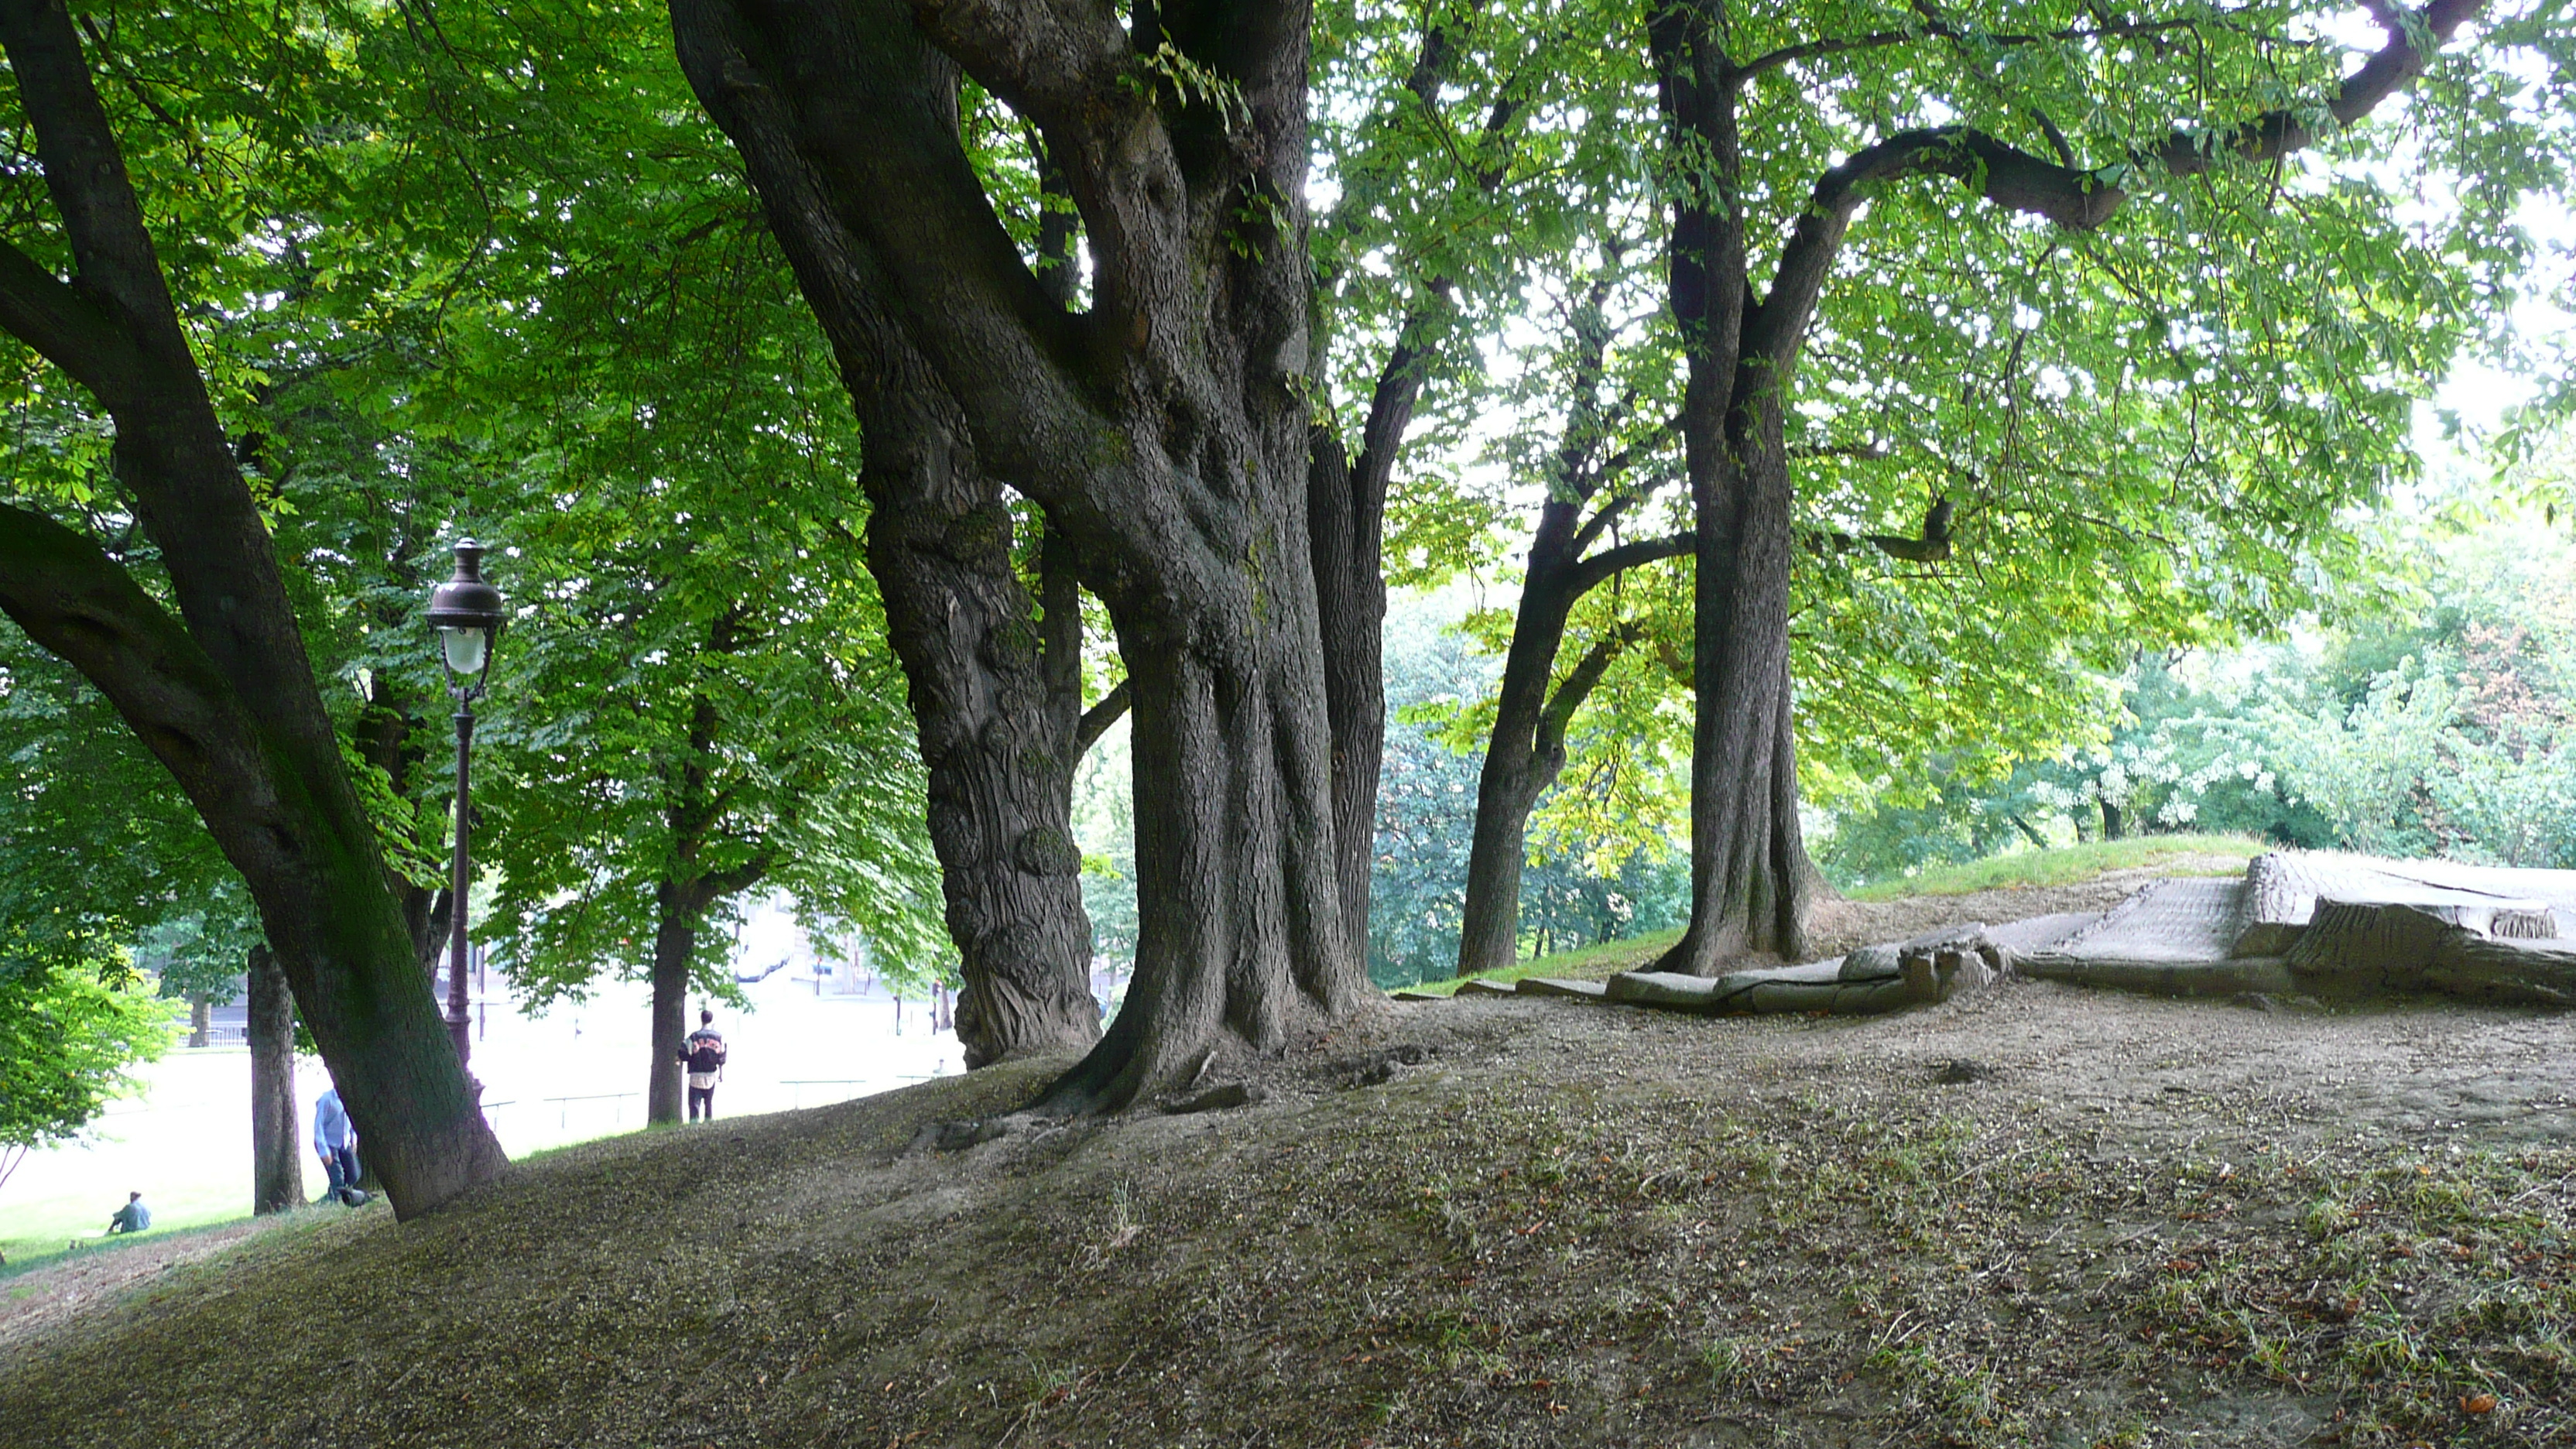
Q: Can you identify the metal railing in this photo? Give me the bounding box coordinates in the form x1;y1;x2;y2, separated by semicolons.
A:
779;1078;872;1108
479;1091;642;1130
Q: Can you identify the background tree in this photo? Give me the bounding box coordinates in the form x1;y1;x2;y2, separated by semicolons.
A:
1641;0;2553;969
0;0;505;1213
0;951;171;1194
485;494;947;1124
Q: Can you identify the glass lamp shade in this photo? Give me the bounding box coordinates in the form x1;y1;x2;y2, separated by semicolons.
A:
440;625;490;676
425;539;505;687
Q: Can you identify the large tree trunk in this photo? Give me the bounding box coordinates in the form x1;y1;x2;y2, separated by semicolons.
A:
0;0;501;1218
672;0;1373;1111
646;885;698;1125
246;944;301;1216
1040;585;1370;1111
1456;578;1571;976
1647;8;1817;974
864;416;1102;1069
1305;429;1387;964
1658;414;1815;969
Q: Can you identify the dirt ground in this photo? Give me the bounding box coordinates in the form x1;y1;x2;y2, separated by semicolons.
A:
2;878;2569;1449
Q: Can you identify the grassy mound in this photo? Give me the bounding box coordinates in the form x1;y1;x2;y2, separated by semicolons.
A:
1845;833;2266;901
2;961;2570;1448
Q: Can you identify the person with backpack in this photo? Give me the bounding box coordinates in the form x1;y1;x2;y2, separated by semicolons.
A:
677;1009;728;1122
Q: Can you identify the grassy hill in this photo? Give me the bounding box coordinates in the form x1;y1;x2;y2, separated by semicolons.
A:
2;850;2568;1449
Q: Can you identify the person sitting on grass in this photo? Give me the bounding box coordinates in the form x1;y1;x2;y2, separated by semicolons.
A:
105;1190;151;1235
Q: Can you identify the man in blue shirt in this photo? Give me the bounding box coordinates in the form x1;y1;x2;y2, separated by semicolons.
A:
105;1190;150;1234
313;1086;369;1207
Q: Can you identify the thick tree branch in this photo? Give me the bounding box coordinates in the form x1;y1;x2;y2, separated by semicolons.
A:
1533;623;1643;766
0;502;267;816
0;0;196;368
0;233;144;398
670;1;1140;549
1345;289;1450;546
1561;529;1695;603
1749;127;2119;374
1076;677;1131;752
910;0;1130;127
1565;413;1684;560
2149;0;2482;173
1749;1;2484;378
697;846;777;903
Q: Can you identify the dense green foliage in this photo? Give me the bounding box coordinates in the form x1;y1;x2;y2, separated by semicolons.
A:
0;2;949;1016
1821;461;2576;886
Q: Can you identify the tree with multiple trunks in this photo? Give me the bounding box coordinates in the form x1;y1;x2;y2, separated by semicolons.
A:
673;0;1410;1107
0;0;504;1214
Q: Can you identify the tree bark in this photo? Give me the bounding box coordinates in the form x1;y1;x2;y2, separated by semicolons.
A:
1306;427;1388;964
246;944;301;1215
0;0;501;1217
868;441;1101;1069
646;882;701;1125
1649;2;1814;971
673;16;1101;1070
1039;603;1368;1111
673;0;1374;1109
187;993;211;1049
1457;608;1647;974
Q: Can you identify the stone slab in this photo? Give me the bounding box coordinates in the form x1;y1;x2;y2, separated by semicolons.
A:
2016;954;2296;999
2051;877;2245;964
1513;977;1608;999
1603;971;1725;1010
1984;911;2102;955
2238;851;2567;956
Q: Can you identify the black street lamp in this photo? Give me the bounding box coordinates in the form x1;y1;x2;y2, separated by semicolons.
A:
426;540;505;1066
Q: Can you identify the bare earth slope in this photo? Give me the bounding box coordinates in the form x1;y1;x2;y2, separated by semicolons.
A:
2;908;2571;1448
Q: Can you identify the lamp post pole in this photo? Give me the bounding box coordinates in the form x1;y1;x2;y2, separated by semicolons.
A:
447;695;476;1064
426;539;505;1068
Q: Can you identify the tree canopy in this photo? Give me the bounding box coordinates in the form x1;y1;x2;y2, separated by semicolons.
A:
0;0;2570;1201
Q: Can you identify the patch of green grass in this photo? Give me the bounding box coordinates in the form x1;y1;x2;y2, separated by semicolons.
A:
1383;929;1681;997
1;1176;270;1276
1845;834;2263;901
